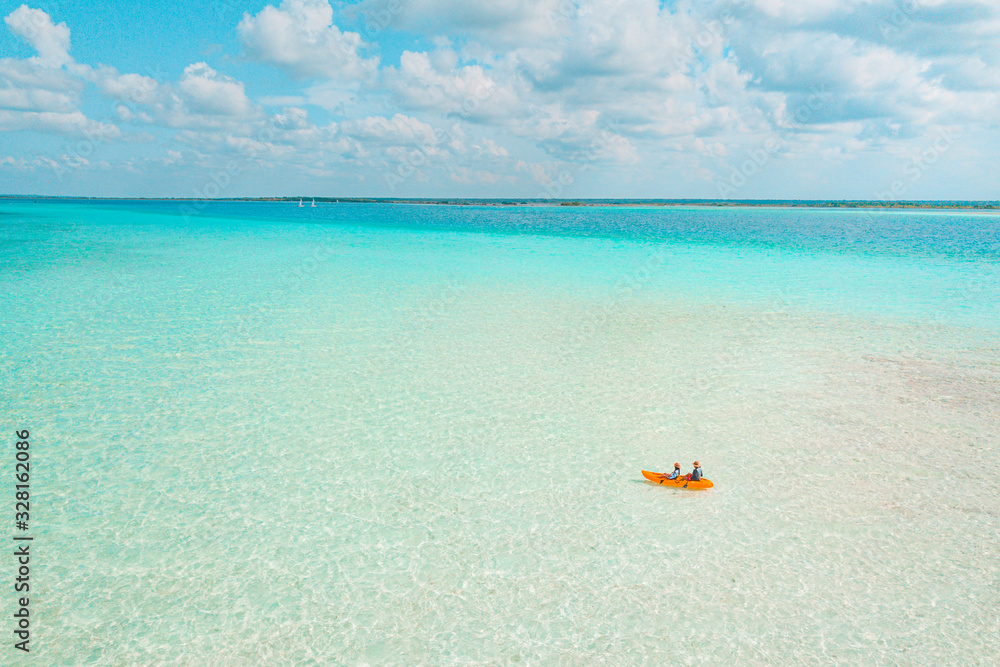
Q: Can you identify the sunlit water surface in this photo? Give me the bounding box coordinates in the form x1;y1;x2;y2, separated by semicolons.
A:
2;200;998;664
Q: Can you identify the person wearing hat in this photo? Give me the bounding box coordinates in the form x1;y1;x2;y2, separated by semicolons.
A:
665;462;682;480
686;461;703;482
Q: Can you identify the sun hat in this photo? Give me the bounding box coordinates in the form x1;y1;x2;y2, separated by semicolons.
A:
673;462;680;468
693;461;700;467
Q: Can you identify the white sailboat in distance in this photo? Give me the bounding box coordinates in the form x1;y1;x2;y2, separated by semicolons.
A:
298;199;304;207
311;199;317;207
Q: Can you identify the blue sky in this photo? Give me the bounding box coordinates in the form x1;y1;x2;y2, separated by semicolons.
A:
1;0;998;199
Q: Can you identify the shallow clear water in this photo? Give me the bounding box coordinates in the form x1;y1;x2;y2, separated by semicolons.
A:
1;200;998;664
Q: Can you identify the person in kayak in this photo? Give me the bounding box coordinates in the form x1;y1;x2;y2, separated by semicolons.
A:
686;461;703;481
665;462;682;480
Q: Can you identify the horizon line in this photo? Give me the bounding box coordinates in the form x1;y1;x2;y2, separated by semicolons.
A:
2;195;998;210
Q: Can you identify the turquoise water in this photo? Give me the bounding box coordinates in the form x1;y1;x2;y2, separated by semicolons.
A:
2;200;998;664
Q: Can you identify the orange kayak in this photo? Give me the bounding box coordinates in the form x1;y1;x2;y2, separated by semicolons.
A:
641;470;714;489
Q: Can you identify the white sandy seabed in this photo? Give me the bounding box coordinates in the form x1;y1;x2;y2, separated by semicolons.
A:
3;211;999;665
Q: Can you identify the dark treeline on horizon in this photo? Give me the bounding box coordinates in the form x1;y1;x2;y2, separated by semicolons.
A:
2;195;999;209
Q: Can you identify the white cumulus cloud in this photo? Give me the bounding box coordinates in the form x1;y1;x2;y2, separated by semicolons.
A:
178;63;257;117
4;4;71;66
238;0;379;81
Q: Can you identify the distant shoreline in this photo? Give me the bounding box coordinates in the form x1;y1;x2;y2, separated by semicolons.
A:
2;195;998;210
